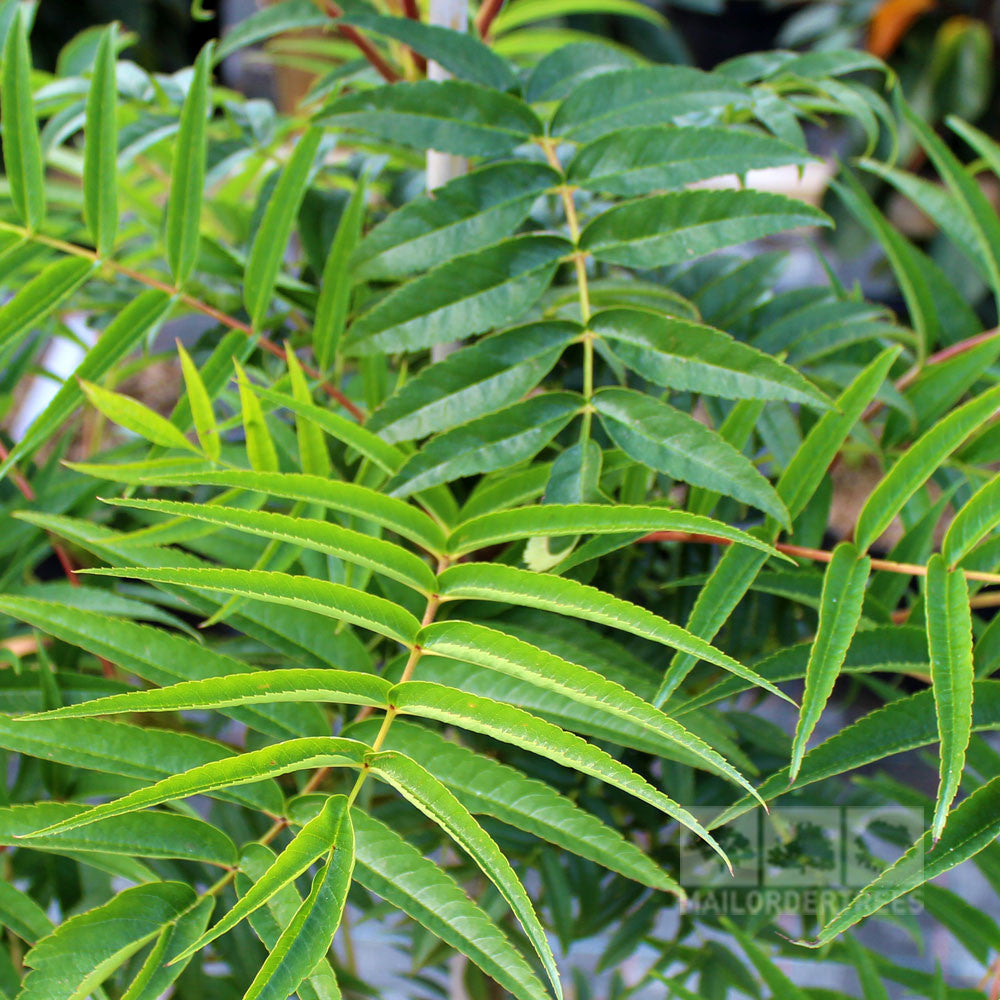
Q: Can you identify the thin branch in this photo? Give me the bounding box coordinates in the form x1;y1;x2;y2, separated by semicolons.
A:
475;0;506;37
863;327;1000;422
639;530;1000;585
322;1;401;82
398;0;427;74
0;221;365;421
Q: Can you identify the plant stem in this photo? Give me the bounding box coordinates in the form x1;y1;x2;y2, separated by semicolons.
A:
862;327;1000;423
475;0;506;37
347;580;445;807
539;141;594;440
639;530;1000;585
0;220;365;421
321;1;401;82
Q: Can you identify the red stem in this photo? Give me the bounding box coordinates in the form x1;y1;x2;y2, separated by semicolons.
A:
639;531;1000;584
399;0;427;74
863;327;1000;422
111;262;365;421
323;1;401;82
475;0;506;37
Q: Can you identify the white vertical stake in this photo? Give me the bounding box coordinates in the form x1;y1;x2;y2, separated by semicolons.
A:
427;0;468;362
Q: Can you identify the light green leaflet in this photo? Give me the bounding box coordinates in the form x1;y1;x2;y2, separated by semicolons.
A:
942;470;1000;567
18;883;196;1000
854;383;1000;551
174;795;351;964
90;468;447;553
165;41;214;285
495;0;667;34
437;562;793;703
253;385;403;474
243;801;353;1000
285;347;331;477
177;342;219;460
102;497;437;592
926;553;975;841
83;24;118;255
348;808;551;1000
236;363;280;472
26;738;369;837
244;126;322;329
790;542;870;780
314;176;366;372
0;257;96;358
80;380;198;453
365;749;563;999
446;502;782;557
235;843;339;1000
83;566;422;644
1;8;45;229
21;668;391;722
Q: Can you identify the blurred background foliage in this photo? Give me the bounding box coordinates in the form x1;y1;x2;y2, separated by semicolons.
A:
42;0;995;128
34;0;995;323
